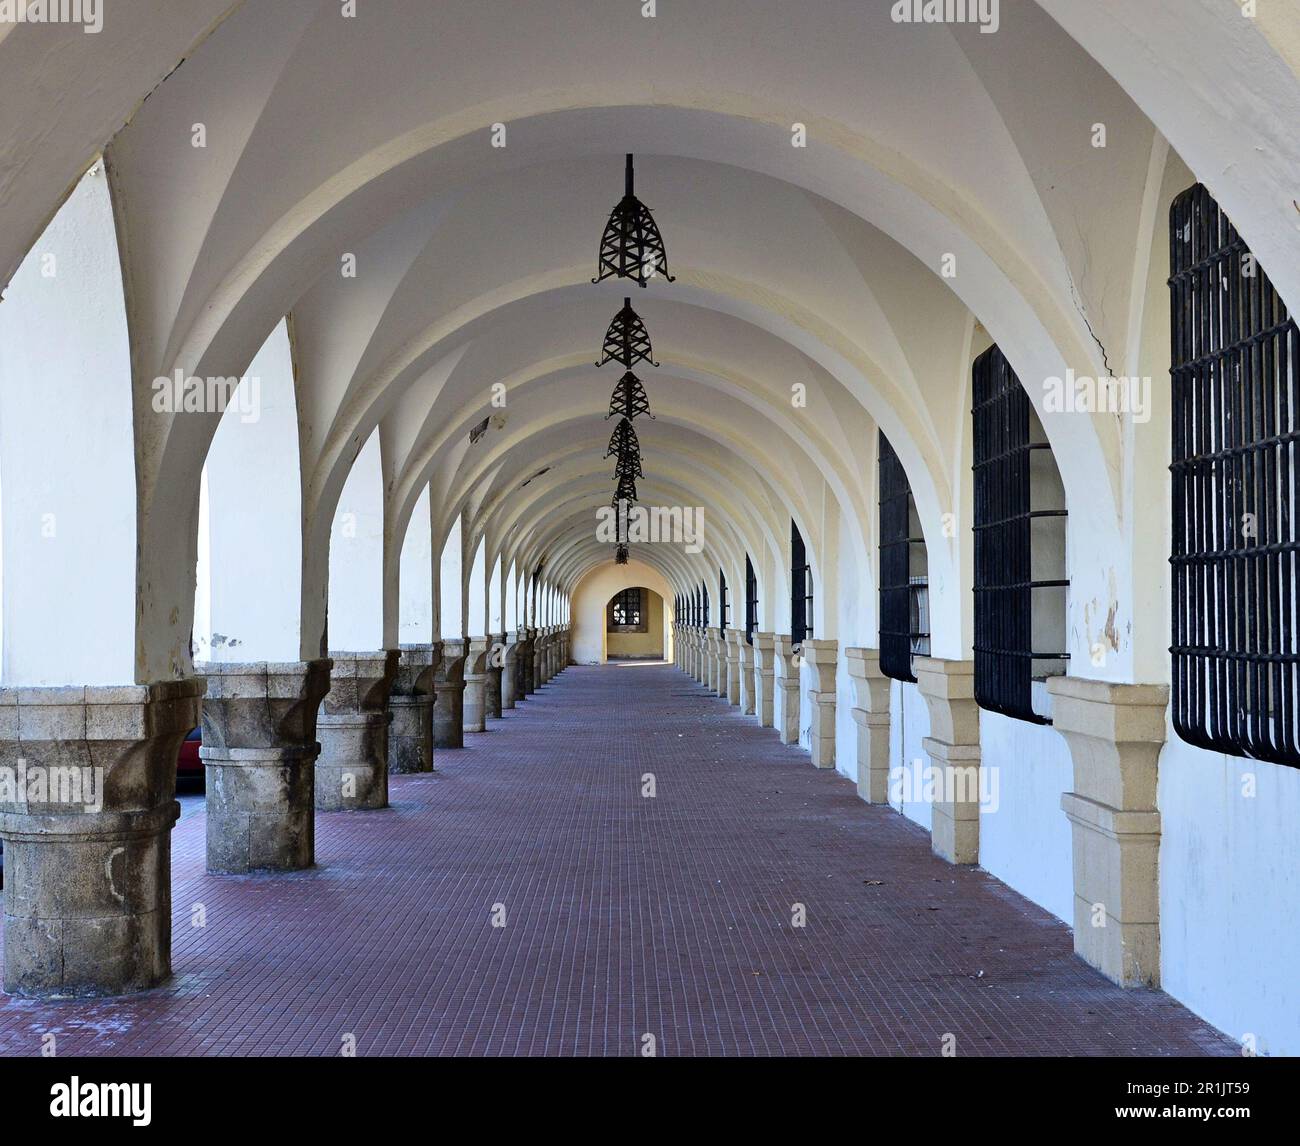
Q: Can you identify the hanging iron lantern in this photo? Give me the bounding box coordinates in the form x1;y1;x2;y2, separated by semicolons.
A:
615;470;638;503
615;543;630;565
596;298;658;369
605;416;640;462
606;370;653;420
593;154;675;289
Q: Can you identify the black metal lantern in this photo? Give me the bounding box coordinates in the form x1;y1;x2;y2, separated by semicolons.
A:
615;543;630;565
605;416;640;462
593;154;675;289
596;298;658;369
606;370;653;420
615;470;638;503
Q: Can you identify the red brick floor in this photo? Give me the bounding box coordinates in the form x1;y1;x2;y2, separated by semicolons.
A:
0;662;1235;1056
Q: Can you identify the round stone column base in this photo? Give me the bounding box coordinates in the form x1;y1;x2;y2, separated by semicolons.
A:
388;695;433;774
202;744;317;872
0;801;180;998
315;712;390;810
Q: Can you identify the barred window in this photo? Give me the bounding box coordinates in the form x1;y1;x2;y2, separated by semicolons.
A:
608;587;646;632
745;555;758;644
719;568;730;628
1170;183;1300;766
878;431;930;681
701;582;710;628
791;519;813;643
972;344;1069;723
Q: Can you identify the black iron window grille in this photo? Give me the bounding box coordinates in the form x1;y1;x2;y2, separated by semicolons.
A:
719;569;730;628
791;520;813;643
1169;183;1300;767
702;582;710;628
745;555;758;644
609;587;645;631
972;344;1069;724
878;431;930;681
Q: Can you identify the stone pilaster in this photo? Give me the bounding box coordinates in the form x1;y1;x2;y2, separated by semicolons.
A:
316;650;399;811
915;657;981;865
724;629;743;705
738;636;756;715
463;637;490;733
802;639;838;769
705;628;722;696
1046;677;1169;988
389;644;439;774
433;639;466;747
486;633;506;718
773;635;802;745
197;659;332;872
0;679;204;997
753;632;775;727
845;648;891;803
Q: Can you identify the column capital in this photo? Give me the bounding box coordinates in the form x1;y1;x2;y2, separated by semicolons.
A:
844;647;890;713
323;649;400;713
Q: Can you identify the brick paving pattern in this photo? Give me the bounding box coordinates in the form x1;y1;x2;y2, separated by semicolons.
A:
0;662;1235;1056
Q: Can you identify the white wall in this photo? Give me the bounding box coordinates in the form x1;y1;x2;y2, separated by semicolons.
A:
889;679;932;830
439;516;463;639
1158;733;1300;1056
399;484;433;644
328;427;384;650
199;319;303;662
0;165;136;685
976;709;1074;924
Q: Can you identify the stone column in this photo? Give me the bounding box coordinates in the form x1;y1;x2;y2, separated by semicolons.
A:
915;657;981;865
506;626;527;696
1046;677;1169;988
0;679;204;997
316;650;399;811
501;635;520;709
802;639;838;769
692;629;704;682
738;636;756;715
753;632;775;727
704;628;720;696
198;659;332;873
433;639;466;746
773;635;802;745
524;627;539;694
389;644;439;774
845;648;891;803
486;633;506;718
686;629;697;679
463;637;489;733
538;630;551;684
533;629;546;689
724;629;743;705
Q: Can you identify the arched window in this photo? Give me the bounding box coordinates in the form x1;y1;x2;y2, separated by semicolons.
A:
1170;184;1300;766
972;344;1068;723
719;568;730;628
878;431;929;681
791;520;812;643
608;587;646;632
745;555;758;644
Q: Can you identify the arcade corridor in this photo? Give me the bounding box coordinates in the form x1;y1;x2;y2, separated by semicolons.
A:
0;665;1232;1057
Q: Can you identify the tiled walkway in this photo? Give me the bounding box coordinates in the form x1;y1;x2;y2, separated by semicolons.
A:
0;662;1234;1056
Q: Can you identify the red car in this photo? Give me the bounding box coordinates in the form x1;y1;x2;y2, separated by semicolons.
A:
177;726;204;789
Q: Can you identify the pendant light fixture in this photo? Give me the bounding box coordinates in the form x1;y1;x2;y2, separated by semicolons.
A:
593;154;675;288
